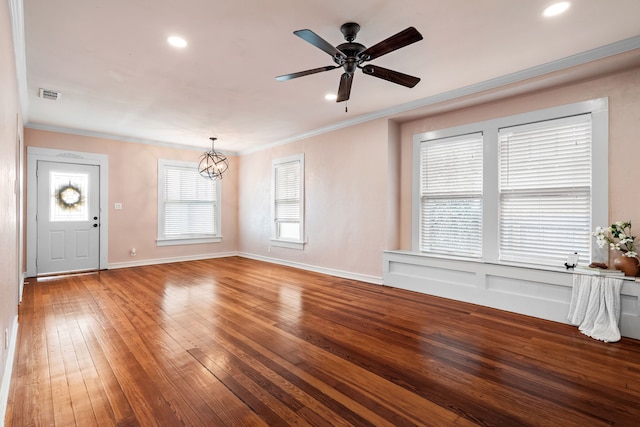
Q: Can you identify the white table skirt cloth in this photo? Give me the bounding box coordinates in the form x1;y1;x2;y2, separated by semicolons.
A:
568;274;623;342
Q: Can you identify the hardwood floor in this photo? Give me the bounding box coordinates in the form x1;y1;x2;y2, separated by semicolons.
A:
5;257;640;426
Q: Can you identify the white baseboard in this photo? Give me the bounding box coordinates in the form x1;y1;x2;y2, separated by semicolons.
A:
110;250;382;285
0;315;19;426
108;251;239;270
238;252;383;285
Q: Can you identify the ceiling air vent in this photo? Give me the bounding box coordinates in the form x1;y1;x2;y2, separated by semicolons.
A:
39;88;61;101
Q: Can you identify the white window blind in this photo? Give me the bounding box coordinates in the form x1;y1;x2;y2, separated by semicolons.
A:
161;164;218;238
274;159;302;241
420;133;483;257
499;114;592;266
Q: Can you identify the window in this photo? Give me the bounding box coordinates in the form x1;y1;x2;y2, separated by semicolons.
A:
157;159;221;246
499;115;592;265
413;98;608;269
272;154;304;249
419;133;483;257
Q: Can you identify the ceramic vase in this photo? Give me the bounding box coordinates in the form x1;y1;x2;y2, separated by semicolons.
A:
613;255;640;277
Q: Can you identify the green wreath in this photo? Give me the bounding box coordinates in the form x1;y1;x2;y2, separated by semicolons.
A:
56;184;83;209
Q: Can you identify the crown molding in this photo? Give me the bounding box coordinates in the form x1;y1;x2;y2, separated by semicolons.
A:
24;123;237;155
239;35;640;156
19;32;640;157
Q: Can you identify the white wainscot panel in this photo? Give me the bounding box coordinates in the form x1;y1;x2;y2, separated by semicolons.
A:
486;275;572;302
389;262;476;287
383;251;640;340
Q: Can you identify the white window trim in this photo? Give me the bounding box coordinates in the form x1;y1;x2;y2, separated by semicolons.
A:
157;159;222;246
271;153;305;250
412;98;608;269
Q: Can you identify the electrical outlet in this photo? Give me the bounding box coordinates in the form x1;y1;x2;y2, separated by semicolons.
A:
130;248;137;256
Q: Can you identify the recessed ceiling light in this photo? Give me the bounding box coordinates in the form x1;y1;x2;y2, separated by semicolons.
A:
167;36;187;48
325;93;337;101
542;2;571;17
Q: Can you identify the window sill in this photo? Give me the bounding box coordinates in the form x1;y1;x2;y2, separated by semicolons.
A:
387;250;579;275
270;239;305;250
157;236;222;247
389;250;638;281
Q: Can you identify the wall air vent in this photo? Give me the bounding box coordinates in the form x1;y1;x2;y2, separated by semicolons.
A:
39;88;61;101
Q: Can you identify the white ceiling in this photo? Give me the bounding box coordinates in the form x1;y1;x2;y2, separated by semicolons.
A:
22;0;640;153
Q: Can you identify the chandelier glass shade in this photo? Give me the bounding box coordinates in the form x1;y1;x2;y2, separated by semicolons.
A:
198;137;229;180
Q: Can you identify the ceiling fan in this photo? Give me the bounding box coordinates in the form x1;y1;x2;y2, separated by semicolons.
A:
276;22;423;102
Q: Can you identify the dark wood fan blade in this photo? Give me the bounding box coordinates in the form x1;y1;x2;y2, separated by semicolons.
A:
361;65;420;88
294;29;347;60
336;73;353;102
276;65;339;81
359;27;423;61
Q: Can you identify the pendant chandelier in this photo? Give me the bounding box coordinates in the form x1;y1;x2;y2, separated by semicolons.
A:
198;137;229;180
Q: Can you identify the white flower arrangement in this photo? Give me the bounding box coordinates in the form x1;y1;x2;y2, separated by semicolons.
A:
593;221;638;259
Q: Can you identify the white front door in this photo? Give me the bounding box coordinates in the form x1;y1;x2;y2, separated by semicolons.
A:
36;161;101;275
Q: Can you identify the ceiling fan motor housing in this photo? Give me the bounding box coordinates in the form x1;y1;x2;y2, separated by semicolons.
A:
335;42;366;74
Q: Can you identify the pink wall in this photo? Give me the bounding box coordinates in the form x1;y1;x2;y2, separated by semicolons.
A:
398;66;640;255
21;59;640;282
238;119;394;278
237;63;640;279
0;0;22;405
25;129;239;264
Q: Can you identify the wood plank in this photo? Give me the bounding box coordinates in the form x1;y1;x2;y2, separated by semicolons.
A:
6;256;640;426
98;273;264;426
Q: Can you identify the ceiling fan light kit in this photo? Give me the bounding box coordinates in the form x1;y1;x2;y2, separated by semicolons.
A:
276;22;423;102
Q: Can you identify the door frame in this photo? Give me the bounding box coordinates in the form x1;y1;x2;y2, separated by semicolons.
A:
26;147;109;277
